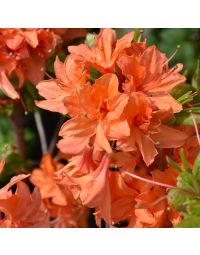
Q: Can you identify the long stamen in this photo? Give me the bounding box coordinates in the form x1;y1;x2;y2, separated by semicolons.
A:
161;64;178;80
123;171;199;197
163;45;180;66
123;171;177;189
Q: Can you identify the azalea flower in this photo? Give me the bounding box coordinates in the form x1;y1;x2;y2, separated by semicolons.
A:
0;28;61;99
30;153;67;206
30;153;89;228
55;146;111;224
68;28;134;73
36;54;88;115
0;174;49;227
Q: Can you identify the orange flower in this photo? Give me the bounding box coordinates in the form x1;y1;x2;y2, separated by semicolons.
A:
30;153;89;228
108;92;187;166
68;28;134;73
57;73;121;155
0;174;48;227
30;153;67;206
56;146;111;224
109;171;137;225
36;54;88;115
0;28;60;99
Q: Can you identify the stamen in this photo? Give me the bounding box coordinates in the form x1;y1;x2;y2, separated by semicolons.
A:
163;45;180;65
161;64;178;80
123;171;177;189
123;171;199;197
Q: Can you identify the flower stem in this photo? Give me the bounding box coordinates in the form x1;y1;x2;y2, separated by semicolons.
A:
34;110;48;155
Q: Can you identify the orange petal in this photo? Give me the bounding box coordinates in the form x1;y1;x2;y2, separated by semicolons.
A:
0;72;19;99
135;129;158;166
151;125;188;148
24;30;39;48
95;121;112;154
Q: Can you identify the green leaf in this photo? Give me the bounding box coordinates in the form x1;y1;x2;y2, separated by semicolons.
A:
192;59;200;93
186;199;200;216
180;148;192;172
177;172;195;191
176;216;200;228
166;156;182;173
193;154;200;180
168;189;189;212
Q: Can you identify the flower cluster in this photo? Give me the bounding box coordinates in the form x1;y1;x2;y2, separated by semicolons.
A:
0;28;87;100
35;28;189;227
0;155;88;228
